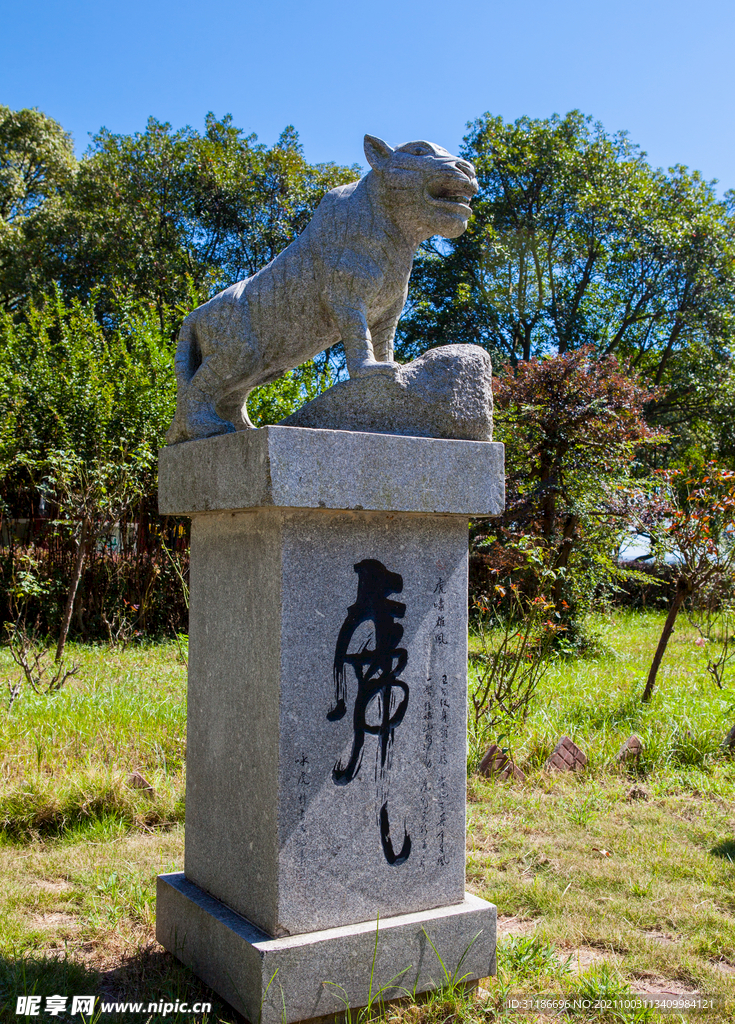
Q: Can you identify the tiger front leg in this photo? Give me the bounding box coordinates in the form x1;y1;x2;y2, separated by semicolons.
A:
332;302;398;379
369;297;405;364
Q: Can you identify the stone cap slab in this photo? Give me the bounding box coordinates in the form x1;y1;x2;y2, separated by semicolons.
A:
159;426;504;517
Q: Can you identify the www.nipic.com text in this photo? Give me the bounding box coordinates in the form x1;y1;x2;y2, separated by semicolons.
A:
15;996;212;1016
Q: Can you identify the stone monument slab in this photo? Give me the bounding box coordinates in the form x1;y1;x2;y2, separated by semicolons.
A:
184;505;468;935
156;428;502;1020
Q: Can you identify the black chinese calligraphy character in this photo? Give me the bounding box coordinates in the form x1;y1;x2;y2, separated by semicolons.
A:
328;559;411;865
329;560;408;781
380;801;410;865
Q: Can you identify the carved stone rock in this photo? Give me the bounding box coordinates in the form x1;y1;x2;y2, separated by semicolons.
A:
545;735;587;772
616;734;643;763
166;135;478;443
282;344;493;441
478;743;526;782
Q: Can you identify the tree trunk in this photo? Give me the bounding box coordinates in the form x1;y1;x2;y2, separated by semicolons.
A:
641;575;691;703
56;518;90;663
553;514;579;610
654;314;684;386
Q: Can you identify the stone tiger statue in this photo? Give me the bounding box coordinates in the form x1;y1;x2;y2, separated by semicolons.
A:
166;135;478;443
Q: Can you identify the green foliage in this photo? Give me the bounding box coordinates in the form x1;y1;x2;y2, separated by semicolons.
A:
0;285;336;642
0;290;174;491
498;934;572;979
472;349;662;639
0;291;185;641
247;357;334;426
399;110;735;466
0;106;75;224
401;110;735;372
11;112;359;319
0;105;76;312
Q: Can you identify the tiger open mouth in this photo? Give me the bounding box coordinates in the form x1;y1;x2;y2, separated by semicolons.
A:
426;183;476;211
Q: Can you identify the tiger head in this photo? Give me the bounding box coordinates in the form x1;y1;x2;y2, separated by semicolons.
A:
364;134;478;241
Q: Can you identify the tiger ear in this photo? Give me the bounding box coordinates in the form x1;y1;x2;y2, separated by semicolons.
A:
364;135;394;171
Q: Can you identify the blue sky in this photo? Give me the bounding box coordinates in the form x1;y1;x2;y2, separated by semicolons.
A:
3;0;735;190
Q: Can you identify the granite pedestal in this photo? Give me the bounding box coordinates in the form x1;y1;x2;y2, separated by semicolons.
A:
157;426;504;1023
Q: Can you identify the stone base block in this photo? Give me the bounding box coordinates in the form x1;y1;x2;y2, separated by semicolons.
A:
157;873;496;1024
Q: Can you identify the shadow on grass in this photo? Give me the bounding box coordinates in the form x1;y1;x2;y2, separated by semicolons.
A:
0;946;242;1024
710;839;735;862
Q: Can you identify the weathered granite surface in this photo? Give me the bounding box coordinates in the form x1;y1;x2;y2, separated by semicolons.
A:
184;507;470;936
158;426;505;517
282;345;493;441
156;428;503;1017
157;873;496;1024
166;136;478;442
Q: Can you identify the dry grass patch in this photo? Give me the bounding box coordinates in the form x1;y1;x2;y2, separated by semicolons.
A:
468;769;735;1019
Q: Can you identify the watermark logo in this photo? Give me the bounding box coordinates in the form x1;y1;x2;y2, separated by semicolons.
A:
503;994;724;1013
17;996;96;1017
15;995;211;1016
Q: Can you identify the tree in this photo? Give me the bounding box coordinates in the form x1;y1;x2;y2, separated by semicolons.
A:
636;466;735;702
398;111;735;428
0;290;174;491
0;286;336;641
27;114;359;323
0;106;76;311
474;348;662;637
0;291;175;645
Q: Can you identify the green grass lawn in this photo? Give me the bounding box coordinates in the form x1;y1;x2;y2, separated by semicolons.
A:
1;611;735;1023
